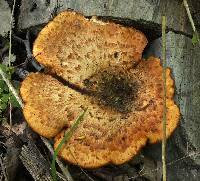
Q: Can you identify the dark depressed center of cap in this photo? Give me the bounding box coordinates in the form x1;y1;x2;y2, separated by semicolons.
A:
84;69;139;113
49;67;139;113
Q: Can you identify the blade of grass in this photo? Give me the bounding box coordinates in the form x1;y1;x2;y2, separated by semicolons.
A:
162;16;167;181
41;137;73;181
183;0;200;45
192;32;199;45
51;108;88;181
7;0;16;132
0;68;23;108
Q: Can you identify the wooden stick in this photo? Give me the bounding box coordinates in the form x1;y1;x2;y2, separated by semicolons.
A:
161;15;167;181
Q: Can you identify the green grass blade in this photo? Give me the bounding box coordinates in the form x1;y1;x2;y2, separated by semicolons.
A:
183;0;200;46
192;32;200;45
51;108;88;181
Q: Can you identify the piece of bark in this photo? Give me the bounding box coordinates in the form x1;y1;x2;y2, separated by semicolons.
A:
20;141;52;181
20;141;68;181
18;0;192;36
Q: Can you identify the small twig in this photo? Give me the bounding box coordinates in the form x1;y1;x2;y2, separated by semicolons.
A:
138;164;145;175
167;150;200;166
162;16;167;181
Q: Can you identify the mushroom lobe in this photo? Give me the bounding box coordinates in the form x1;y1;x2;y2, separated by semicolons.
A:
32;11;148;89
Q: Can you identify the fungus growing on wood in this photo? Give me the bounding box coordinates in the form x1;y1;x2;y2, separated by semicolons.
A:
20;11;180;168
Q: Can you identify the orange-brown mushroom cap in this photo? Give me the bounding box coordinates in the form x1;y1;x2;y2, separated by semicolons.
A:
32;11;148;88
20;10;180;168
20;56;180;168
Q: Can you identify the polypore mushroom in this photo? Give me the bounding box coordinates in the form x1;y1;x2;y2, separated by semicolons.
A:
20;11;180;168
